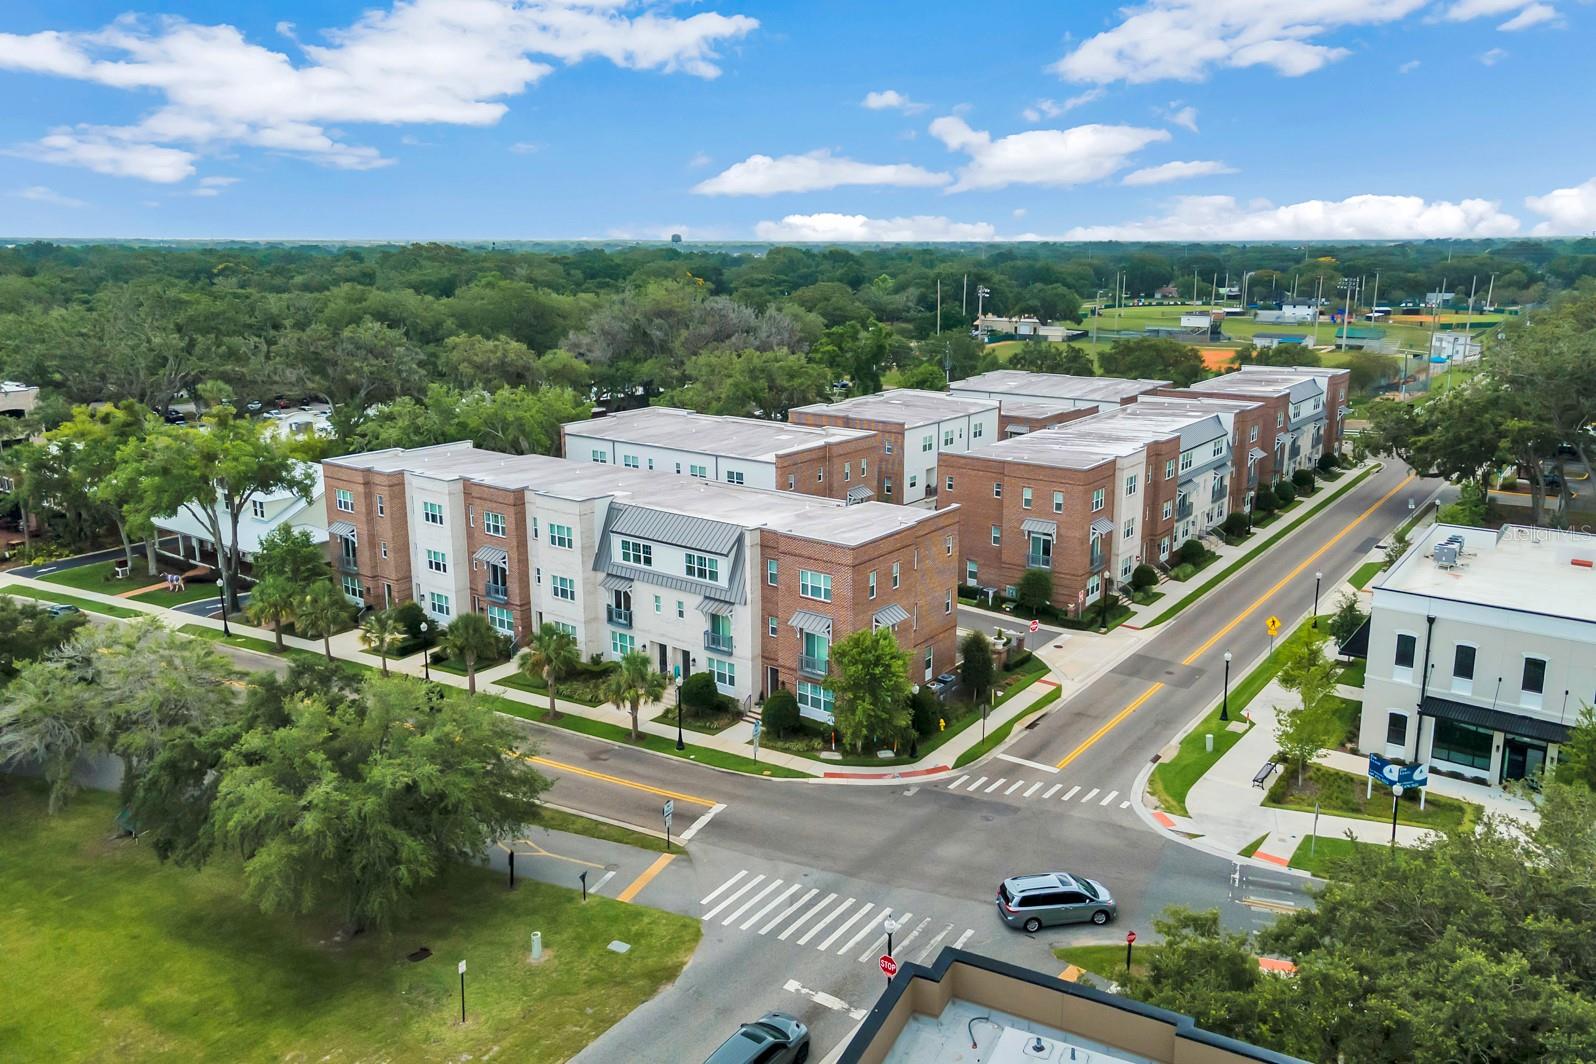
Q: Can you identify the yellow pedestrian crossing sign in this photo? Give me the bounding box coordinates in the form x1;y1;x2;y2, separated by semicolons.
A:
1265;615;1281;637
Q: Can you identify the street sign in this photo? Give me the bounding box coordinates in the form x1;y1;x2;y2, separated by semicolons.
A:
1126;931;1137;945
458;960;467;974
662;799;674;825
1367;753;1429;789
1028;618;1040;634
1265;615;1281;637
879;955;898;978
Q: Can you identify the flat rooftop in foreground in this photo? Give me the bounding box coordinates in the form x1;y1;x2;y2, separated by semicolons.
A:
562;406;872;460
790;388;996;428
1377;523;1596;624
951;369;1169;405
966;426;1143;469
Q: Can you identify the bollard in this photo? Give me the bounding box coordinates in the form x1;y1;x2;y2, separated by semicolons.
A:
531;931;543;963
1205;733;1214;753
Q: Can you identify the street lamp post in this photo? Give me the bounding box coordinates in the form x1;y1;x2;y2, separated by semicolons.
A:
419;621;431;681
675;685;685;751
1220;651;1232;721
216;575;231;637
883;916;901;981
1312;570;1323;627
1389;783;1405;850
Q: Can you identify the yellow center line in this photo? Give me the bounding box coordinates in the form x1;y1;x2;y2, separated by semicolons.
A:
521;754;719;808
615;852;676;903
1054;473;1415;770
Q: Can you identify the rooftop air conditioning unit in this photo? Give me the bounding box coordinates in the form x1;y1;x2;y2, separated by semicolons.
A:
1434;542;1459;568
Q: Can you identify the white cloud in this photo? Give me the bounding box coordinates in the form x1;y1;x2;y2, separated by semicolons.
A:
1480;47;1509;65
191;187;221;197
0;2;759;181
1022;89;1104;122
1399;59;1421;73
1440;0;1560;29
1012;207;1027;219
687;150;712;168
862;89;925;114
1122;159;1236;185
14;185;86;207
1498;3;1558;30
1526;176;1596;235
929;116;1168;191
1053;0;1427;84
1164;104;1199;132
692;149;949;196
509;141;541;154
1062;193;1521;240
754;212;999;242
199;175;238;187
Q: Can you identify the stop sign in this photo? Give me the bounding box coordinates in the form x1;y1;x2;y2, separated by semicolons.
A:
879;954;898;978
1028;619;1039;634
1126;930;1137;944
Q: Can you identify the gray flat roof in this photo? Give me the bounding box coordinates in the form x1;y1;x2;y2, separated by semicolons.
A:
790;388;996;428
326;442;945;546
1378;523;1596;624
1187;367;1333;400
999;399;1094;420
966;426;1141;470
950;370;1168;404
1078;404;1229;451
562;406;872;461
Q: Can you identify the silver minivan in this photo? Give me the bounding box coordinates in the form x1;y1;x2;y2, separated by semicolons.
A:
996;872;1117;932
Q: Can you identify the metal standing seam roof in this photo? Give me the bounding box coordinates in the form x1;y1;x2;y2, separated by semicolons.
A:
873;603;910;628
1020;518;1058;536
1420;694;1572;745
698;599;735;617
1089;517;1115;536
789;609;833;635
846;485;875;503
327;520;355;538
1248;447;1267;462
473;545;509;565
599;574;633;591
609;505;743;554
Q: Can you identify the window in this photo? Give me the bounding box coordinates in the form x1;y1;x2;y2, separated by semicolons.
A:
675;462;682;474
548;523;573;549
622;454;639;468
891;561;901;589
1164;460;1175;481
884;439;894;455
973;422;984;440
1021;487;1033;510
422;500;444;526
676;600;685;619
725;470;744;485
1091;489;1105;512
767;559;779;585
611;630;635;656
993;481;1003;499
944;591;952;615
1394;633;1416;670
425;549;447;574
376;494;385;516
335;488;355;513
860;458;868;477
1123;517;1135;540
551;576;575;601
342;575;363;602
1125;473;1138;495
1431;718;1493;770
251;499;266;519
429;592;451;617
487;605;514;635
1162;500;1173;521
1086;575;1100;598
380;542;389;559
1250;425;1259;443
768;615;778;638
943;429;953;447
946;475;955;492
1212;439;1224;458
908;474;918;489
945;534;954;556
817;467;825;483
1052;491;1064;514
619;539;653;567
648;458;655;470
590;449;608;464
1523;657;1547;701
685;553;719;582
797;680;834;718
552;620;577;638
1119;556;1134;579
922;434;934;452
883;477;893;498
710;658;735;689
966;560;978;584
799;569;832;602
991;524;1002;546
1179;451;1194;473
1386;712;1408;747
483;510;506;537
1453;644;1476;682
1276;411;1284;427
654;594;662;614
868;571;877;599
689;464;707;479
787;474;796;490
843;463;851;483
1158;536;1170;560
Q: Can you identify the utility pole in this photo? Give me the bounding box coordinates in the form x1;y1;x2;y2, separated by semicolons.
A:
962;274;968;316
1368;271;1380;324
1484;272;1496;311
936;278;942;335
1457;274;1478;386
1339;277;1356;351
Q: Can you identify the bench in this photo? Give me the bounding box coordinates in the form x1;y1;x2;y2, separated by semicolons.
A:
1251;761;1277;788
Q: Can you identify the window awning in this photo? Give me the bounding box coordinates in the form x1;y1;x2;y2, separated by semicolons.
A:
1020;518;1057;536
327;520;355;539
845;485;874;503
873;603;910;628
1089;517;1114;536
698;599;735;617
788;609;833;636
1420;694;1572;745
473;545;509;566
1337;617;1370;659
1248;447;1267;462
599;574;632;592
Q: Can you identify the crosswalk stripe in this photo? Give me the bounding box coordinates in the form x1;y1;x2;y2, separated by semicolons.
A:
1023;782;1043;798
819;902;874;952
1082;788;1100;803
1004;780;1025;795
704;874;764;921
952;928;976;950
858;912;912;963
798;897;854;945
744;883;799;930
949;774;970;790
1062;786;1081;801
893;916;931;959
838;904;885;954
779;892;837;941
984;778;1007;793
723;878;781;926
914;924;953;964
1043;784;1062;799
1120;800;1132;809
699;869;747;907
760;887;815;935
969;776;988;791
1099;789;1119;806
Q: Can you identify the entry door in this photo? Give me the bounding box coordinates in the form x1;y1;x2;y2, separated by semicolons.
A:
1503;739;1546;782
658;642;668;674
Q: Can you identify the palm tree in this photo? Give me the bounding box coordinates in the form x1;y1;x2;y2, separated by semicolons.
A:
245;575;298;651
295;580;352;661
359;608;403;675
603;649;668;742
439;612;501;695
518;622;579;721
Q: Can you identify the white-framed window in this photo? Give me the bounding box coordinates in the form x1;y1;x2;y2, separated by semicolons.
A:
993;481;1003;498
1091;489;1105;512
799;569;832;602
883;477;893;498
623;454;639;469
1211;439;1224;458
675;462;682;474
552;620;576;638
1452;643;1476;696
942;429;953;447
551;576;576;601
676;600;685;619
726;470;745;485
1086;575;1100;599
797;680;834;718
768;615;778;638
817;467;825;483
1162;500;1174;521
944;591;952;615
380;542;389;559
767;559;778;585
868;570;877;599
945;533;954;556
1052;491;1064;514
885;439;894;455
973;421;984;439
487;605;514;634
1164;459;1175;480
990;525;1001;546
1021;487;1033;510
710;658;735;689
591;449;608;464
1180;451;1194;473
891;561;901;589
376;494;385;517
251;499;267;519
619;538;653;567
483;510;506;537
335;488;355;513
922;434;934;452
843;463;851;482
429;591;451;617
690;464;708;479
611;630;635;656
787;474;796;490
966;560;978;584
1250;425;1259;443
1522;655;1547;708
1159;536;1170;560
1393;631;1417;682
426;549;447;573
1276;411;1284;427
548;523;573;549
946;475;955;492
422;500;444;526
647;458;654;470
1125;473;1138;495
1122;517;1135;540
342;575;363;603
685;553;719;582
654;594;662;615
1119;556;1134;579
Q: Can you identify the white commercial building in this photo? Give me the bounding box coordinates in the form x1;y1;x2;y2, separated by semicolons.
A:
153;463;329;569
1359;524;1596;787
949;370;1168;412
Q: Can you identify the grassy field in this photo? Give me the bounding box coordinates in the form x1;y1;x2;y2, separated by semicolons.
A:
1264;763;1479;833
129;581;225;606
1288;833;1395;877
1089;303;1502;354
0;779;700;1064
1;584;145;619
34;557;154;594
1054;943;1156;982
536;806;672;852
1348;561;1383;589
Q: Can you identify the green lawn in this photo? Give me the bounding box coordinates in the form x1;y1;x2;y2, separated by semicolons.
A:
1288;834;1396;878
1349;561;1383;590
1;585;146;619
33;557;153;594
497;670;608;707
1239;833;1268;859
535;806;673;853
176;624;285;655
1338;660;1367;688
1264;763;1479;834
1054;943;1156;982
0;779;700;1064
129;581;226;606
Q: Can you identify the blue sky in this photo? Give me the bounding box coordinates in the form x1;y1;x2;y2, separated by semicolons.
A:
1;0;1593;241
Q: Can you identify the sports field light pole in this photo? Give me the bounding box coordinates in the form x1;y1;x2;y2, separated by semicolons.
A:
1312;570;1323;627
1220;651;1232;722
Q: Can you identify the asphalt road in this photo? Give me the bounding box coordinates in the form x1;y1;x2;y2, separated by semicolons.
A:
509;459;1438;1064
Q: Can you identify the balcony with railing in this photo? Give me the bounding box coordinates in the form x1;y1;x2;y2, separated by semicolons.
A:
1211;480;1227;503
1176;499;1194;521
336;551;359;573
704;629;734;653
1088;545;1103;572
798;654;830;678
606;605;633;628
1026;550;1052;570
484;582;509;603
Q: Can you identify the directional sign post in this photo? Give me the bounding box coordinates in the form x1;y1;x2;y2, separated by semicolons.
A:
458;959;467;1025
662;799;674;852
879;954;898;981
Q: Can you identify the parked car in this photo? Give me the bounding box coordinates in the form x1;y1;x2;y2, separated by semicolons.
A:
41;603;82;617
1542;473;1565;494
996;872;1117;932
703;1012;809;1064
245;399;263;413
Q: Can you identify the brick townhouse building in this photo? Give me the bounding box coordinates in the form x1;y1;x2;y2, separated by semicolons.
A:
1168;365;1351;477
322;442;958;721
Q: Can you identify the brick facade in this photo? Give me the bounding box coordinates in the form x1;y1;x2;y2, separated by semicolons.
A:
788;409;906;501
997;405;1099;438
462;481;536;642
321;463;413;609
773;433;889;500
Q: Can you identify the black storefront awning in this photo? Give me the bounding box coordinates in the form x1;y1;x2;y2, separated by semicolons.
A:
1337;617;1370;659
1420;695;1572;745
